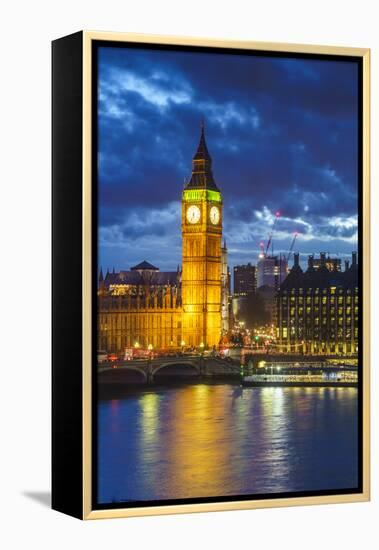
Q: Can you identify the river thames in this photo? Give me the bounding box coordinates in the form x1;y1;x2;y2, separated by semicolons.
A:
97;384;358;504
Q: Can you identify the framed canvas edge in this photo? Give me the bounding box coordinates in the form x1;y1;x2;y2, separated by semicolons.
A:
81;31;371;520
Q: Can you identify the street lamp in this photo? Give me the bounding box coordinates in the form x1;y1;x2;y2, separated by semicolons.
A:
147;343;153;361
134;341;140;349
181;340;185;353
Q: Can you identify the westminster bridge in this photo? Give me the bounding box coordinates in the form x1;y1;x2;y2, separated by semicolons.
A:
98;355;241;385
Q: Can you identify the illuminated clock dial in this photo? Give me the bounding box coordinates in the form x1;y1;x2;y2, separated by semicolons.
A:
209;206;220;225
186;205;201;224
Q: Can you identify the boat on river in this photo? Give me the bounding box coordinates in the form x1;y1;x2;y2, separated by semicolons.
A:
242;372;358;388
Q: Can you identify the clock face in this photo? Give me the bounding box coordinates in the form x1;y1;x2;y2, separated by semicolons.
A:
209;206;220;225
186;205;201;224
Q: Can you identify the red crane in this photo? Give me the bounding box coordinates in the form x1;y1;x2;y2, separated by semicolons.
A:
287;232;298;262
265;211;280;257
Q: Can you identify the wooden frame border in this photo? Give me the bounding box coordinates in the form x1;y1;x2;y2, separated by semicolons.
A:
79;31;370;520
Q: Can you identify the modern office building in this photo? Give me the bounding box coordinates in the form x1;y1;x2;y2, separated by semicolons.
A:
257;255;288;290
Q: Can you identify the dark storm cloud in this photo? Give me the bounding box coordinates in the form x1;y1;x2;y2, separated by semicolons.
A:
97;46;359;270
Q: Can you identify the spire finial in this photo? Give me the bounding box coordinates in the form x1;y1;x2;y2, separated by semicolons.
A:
184;120;220;192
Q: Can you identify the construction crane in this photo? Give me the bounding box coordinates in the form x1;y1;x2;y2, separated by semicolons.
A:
265;211;280;257
287;232;298;262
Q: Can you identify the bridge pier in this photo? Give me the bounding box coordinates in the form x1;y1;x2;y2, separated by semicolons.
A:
146;362;153;384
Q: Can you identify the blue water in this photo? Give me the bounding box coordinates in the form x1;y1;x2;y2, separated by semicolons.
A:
98;384;358;504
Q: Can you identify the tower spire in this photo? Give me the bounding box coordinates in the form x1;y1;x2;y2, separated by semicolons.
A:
185;120;219;191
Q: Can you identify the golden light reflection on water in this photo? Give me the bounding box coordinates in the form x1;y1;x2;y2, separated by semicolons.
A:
99;385;359;502
140;393;159;444
165;385;230;497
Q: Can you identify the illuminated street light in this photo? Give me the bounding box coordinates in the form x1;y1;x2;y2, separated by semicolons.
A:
148;344;153;351
134;341;140;349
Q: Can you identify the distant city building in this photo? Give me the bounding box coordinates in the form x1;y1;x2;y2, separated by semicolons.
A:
310;253;341;272
257;285;277;325
231;295;244;321
276;252;358;355
257;255;288;290
233;263;256;296
232;263;256;321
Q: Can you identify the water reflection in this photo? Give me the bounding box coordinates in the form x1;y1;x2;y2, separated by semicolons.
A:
98;384;358;504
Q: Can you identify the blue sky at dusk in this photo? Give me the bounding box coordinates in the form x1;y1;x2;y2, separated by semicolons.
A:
97;45;359;272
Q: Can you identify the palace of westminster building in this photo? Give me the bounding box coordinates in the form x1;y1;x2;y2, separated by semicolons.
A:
98;126;230;352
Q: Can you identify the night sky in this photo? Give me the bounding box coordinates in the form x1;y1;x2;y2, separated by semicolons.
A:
97;45;359;273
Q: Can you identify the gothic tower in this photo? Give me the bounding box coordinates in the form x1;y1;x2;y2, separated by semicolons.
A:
181;123;223;348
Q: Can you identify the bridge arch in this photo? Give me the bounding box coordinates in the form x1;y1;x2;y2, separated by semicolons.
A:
151;361;201;382
99;365;148;384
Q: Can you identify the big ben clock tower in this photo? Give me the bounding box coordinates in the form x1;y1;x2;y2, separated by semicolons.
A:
181;123;223;348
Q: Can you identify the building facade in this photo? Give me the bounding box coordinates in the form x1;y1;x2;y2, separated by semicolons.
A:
257;254;288;290
276;252;358;355
98;126;225;353
233;263;256;296
311;253;341;272
98;262;182;351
